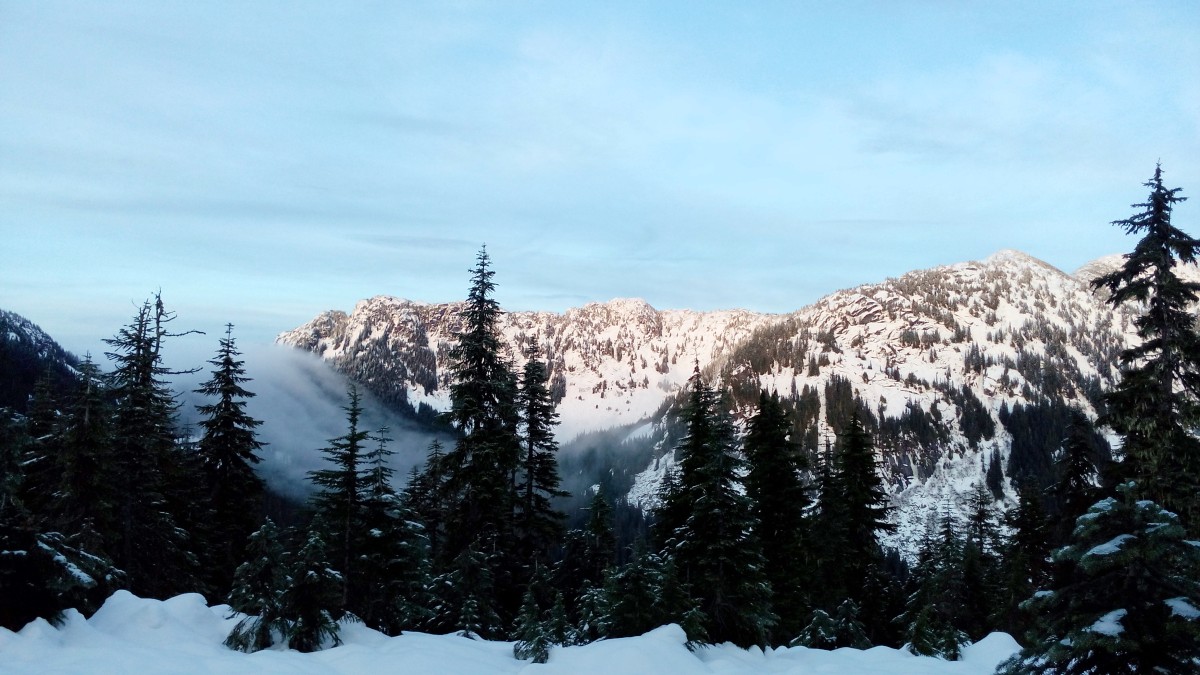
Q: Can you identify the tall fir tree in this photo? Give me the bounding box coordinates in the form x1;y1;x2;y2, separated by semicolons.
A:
194;324;266;594
307;385;370;609
515;340;567;569
996;483;1052;639
439;247;522;623
743;389;811;642
103;293;201;598
818;411;895;641
659;368;776;647
1091;164;1200;528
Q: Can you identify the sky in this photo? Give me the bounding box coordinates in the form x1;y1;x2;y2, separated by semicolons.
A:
2;1;1198;365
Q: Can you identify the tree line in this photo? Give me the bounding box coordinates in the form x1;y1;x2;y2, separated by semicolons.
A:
2;166;1199;672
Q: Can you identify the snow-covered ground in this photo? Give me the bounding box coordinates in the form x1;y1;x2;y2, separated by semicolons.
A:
1;592;1021;674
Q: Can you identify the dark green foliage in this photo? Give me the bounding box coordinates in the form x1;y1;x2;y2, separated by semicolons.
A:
744;389;811;642
900;512;969;660
430;542;504;639
194;325;265;594
438;248;523;622
1047;410;1105;548
307;385;370;607
352;429;434;635
103;293;201;598
281;526;343;653
516;342;567;569
816;413;895;624
601;548;706;643
1091;165;1200;527
793;609;838;649
961;484;1001;641
995;483;1052;639
998;485;1200;674
513;586;554;663
0;413;119;630
224;519;289;653
659;370;776;647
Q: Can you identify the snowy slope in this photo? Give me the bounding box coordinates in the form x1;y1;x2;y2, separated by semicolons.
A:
0;591;1021;674
278;297;780;440
279;250;1180;553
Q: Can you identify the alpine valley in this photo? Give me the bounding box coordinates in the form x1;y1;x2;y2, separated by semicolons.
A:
277;249;1200;554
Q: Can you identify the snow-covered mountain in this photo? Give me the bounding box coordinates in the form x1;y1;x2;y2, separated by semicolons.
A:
277;250;1192;552
0;309;80;413
278;296;780;440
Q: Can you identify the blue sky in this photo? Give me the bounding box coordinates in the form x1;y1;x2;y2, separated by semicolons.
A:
2;1;1198;363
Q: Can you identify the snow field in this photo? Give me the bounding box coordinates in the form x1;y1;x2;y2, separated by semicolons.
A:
0;591;1021;674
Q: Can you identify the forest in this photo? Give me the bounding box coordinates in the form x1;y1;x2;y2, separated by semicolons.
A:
2;166;1199;674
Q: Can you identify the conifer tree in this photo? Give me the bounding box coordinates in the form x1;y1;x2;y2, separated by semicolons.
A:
515;341;567;568
744;389;811;642
1;410;120;631
281;525;343;653
1091;164;1200;527
439;247;522;620
194;324;266;593
1047;410;1105;547
793;609;838;649
960;482;1001;640
998;484;1200;674
224;519;290;653
429;542;504;639
819;412;894;640
996;483;1051;638
353;428;434;635
307;385;369;608
659;369;776;647
600;547;706;643
405;439;448;560
103;293;201;597
900;511;969;660
49;356;118;553
513;585;553;663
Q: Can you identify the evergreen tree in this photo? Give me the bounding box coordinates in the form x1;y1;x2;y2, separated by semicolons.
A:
818;412;895;640
1047;409;1105;547
996;483;1052;638
352;428;434;635
659;369;776;647
513;585;553;663
998;484;1200;674
307;385;370;608
404;439;448;561
194;324;266;594
832;598;871;650
1091;164;1200;527
439;247;522;621
49;355;118;554
0;413;118;630
281;525;343;653
960;482;1001;640
103;293;201;598
429;542;504;639
743;389;811;642
515;341;567;569
600;547;706;643
224;519;290;653
900;511;969;660
793;609;838;649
